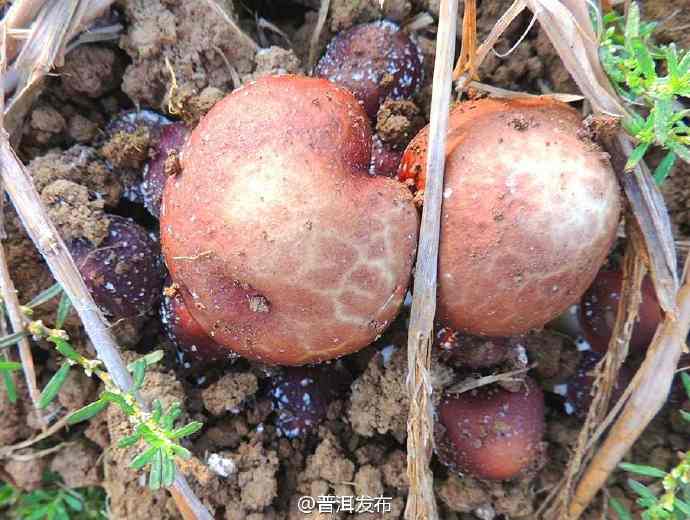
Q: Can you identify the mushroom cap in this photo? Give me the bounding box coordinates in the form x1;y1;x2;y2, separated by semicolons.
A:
161;75;419;365
399;97;621;336
436;377;545;480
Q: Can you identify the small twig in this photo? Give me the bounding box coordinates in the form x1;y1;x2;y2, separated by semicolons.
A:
307;0;330;72
569;259;690;519
445;365;534;395
454;0;478;80
203;0;259;53
0;416;69;459
0;194;43;423
453;0;527;83
8;442;69;462
404;0;458;519
402;12;435;33
0;135;211;520
540;230;645;519
467;80;584;102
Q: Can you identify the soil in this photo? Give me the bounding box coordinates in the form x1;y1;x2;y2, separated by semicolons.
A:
2;0;689;519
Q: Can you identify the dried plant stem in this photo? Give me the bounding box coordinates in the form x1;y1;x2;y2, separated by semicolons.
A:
540;232;645;519
404;0;458;519
307;0;330;72
569;263;690;518
204;0;259;53
454;0;478;79
0;135;212;520
0;229;42;419
0;416;69;459
0;117;41;422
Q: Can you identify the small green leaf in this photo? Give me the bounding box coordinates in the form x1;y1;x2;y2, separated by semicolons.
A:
653;151;677;185
1;365;18;403
127;350;164;372
26;284;62;309
653;99;673;146
0;330;30;350
679;410;690;423
624;3;640;46
620;462;668;478
38;362;72;409
170;421;203;440
632;40;656;80
67;399;109;424
62;492;83;512
609;497;634;520
681;372;690;400
117;432;142;449
54;292;72;329
625;142;650;171
130;358;146;390
161;402;182;430
152;399;163;422
170;444;191;460
149;449;163;490
628;479;658;501
669;142;690;163
675;498;690;515
51;338;81;364
100;391;135;415
162;452;176;487
0;361;22;371
130;446;158;470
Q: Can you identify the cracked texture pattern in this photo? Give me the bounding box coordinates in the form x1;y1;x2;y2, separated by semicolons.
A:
399;97;621;336
161;75;419;365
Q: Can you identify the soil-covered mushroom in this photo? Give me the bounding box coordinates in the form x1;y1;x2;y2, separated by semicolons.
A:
399;97;621;336
161;75;419;365
314;20;424;119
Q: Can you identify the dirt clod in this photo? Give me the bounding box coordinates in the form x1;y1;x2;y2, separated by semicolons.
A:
201;372;259;416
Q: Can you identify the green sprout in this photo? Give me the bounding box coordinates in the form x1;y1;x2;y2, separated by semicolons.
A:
610;372;690;519
0;473;106;520
1;283;203;491
599;3;690;184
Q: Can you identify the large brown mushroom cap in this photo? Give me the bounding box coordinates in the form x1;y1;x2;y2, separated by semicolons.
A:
161;75;419;365
399;97;621;336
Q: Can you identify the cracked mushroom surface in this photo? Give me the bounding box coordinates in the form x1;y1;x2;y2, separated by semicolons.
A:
161;75;419;365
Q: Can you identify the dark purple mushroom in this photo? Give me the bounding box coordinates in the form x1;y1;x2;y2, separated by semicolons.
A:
580;269;662;355
555;350;633;419
102;110;172;204
435;378;544;480
269;365;352;438
142;122;189;218
369;134;402;177
314;20;424;119
68;215;163;319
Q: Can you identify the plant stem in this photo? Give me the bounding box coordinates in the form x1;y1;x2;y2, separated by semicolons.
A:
0;135;212;520
0;196;42;423
404;0;458;519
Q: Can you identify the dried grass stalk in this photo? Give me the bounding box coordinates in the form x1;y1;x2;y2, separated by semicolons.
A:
0;136;212;520
405;1;458;519
307;0;330;72
569;259;690;518
539;228;646;519
1;1;211;517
